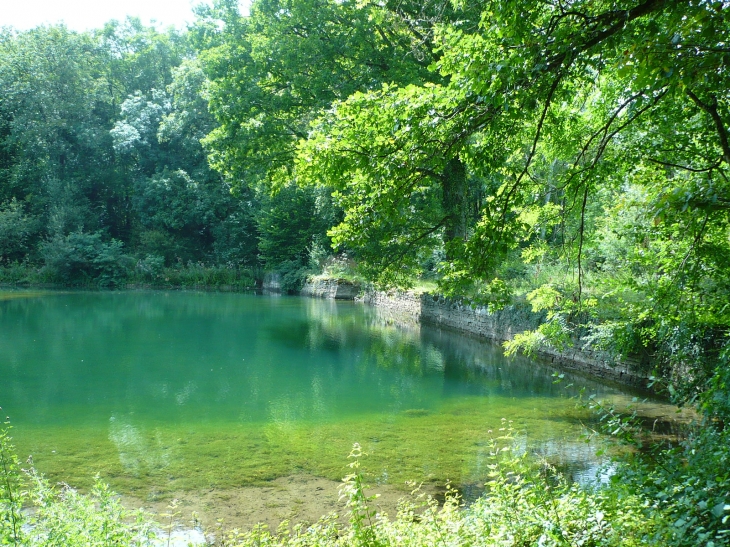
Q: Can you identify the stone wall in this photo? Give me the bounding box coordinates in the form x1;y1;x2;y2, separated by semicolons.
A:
297;279;648;387
262;272;282;292
360;290;648;388
301;278;361;300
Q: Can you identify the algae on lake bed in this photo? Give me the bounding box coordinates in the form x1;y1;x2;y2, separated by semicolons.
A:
15;395;611;501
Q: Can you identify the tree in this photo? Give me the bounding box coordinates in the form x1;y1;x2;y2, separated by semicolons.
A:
194;0;467;270
112;58;259;266
0;20;259;274
291;0;730;406
0;26;116;239
195;0;441;189
0;199;38;263
0;22;189;249
294;0;728;282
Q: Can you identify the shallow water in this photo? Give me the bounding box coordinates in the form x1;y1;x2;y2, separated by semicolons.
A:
0;289;672;521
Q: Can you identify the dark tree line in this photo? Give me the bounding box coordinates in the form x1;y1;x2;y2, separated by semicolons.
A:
0;20;261;286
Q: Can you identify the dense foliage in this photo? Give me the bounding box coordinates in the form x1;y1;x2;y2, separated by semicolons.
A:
169;0;730;414
191;0;730;424
0;20;257;287
287;0;730;408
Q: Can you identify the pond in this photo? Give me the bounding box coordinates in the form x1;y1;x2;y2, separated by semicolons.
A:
0;289;676;528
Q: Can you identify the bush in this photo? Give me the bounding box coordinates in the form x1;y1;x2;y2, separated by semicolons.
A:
0;420;23;546
0;261;45;285
159;262;257;288
0;199;38;264
277;259;311;293
134;254;166;281
26;474;155;547
40;231;134;286
621;426;730;547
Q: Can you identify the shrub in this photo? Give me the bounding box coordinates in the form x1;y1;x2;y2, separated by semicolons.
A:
41;231;133;286
0;199;38;264
26;473;155;547
277;259;311;293
134;254;166;281
0;419;24;546
620;426;730;547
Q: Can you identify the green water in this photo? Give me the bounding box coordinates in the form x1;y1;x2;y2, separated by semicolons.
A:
0;289;639;500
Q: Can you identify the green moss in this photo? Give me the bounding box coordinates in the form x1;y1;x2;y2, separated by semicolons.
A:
11;395;608;501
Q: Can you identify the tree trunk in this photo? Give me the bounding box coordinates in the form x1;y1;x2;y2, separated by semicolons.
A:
442;157;467;245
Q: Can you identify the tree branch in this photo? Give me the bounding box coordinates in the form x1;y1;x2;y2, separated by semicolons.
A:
546;0;673;69
686;89;730;165
648;157;721;173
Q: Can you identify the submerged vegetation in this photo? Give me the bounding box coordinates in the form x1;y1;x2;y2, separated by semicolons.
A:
3;419;730;546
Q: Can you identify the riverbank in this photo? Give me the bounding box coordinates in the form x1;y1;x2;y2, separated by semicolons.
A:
301;277;649;389
0;263;258;291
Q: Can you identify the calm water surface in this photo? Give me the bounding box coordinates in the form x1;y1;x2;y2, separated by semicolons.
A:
0;290;656;501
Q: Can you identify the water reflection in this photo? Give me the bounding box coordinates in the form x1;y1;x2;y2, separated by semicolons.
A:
2;290;604;427
0;289;679;497
108;414;172;474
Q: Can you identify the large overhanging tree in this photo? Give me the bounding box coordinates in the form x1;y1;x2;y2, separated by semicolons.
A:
194;0;477;273
293;0;730;404
196;0;729;405
297;0;729;283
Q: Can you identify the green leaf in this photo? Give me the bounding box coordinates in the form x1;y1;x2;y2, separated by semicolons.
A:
711;502;729;518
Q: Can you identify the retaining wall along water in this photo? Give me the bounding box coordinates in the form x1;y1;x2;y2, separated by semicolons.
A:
302;278;649;388
300;277;360;299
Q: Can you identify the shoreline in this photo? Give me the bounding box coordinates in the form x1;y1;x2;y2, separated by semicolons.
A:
301;277;651;390
0;279;652;390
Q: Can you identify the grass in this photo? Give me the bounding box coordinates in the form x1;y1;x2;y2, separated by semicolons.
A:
407;279;439;294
